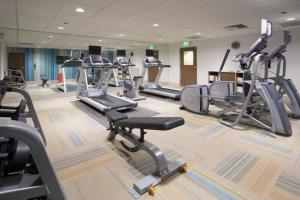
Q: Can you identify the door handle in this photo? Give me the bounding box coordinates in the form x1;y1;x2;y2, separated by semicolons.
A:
193;66;196;69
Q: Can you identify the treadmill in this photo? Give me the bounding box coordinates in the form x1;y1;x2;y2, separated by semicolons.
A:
76;46;137;112
57;51;82;92
139;49;181;99
113;49;136;83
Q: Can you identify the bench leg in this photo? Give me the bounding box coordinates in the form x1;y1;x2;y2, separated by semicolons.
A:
107;130;116;141
121;132;186;196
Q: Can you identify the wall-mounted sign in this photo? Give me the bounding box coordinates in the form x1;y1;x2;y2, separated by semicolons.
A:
148;45;156;50
183;40;190;48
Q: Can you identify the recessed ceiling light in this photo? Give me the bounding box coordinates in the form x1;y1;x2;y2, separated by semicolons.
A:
57;26;64;30
75;7;85;13
118;33;124;37
98;39;102;42
152;23;160;27
195;32;201;35
287;17;295;21
48;35;54;38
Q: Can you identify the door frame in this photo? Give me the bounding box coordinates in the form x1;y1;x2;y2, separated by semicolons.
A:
180;46;197;86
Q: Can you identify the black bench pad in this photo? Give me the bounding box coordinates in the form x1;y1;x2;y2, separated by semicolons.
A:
106;110;128;123
115;117;184;130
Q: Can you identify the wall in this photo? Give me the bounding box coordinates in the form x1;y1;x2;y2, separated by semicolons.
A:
7;48;88;81
130;27;300;90
168;27;300;90
0;33;7;79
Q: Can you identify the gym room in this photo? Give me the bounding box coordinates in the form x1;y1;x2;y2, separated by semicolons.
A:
0;0;300;199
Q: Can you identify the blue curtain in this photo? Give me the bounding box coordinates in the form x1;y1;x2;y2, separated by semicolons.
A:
7;47;88;81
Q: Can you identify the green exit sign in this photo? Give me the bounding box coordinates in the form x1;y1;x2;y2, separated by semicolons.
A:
183;40;190;47
148;45;156;50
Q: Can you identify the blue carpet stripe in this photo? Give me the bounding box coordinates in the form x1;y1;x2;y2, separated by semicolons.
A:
239;135;292;154
275;173;300;196
199;124;224;138
53;146;108;170
215;151;259;183
186;170;243;200
67;130;85;147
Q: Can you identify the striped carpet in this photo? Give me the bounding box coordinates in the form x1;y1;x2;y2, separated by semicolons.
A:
2;83;300;200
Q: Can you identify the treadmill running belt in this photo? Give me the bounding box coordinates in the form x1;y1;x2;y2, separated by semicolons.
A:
90;95;134;109
150;88;181;95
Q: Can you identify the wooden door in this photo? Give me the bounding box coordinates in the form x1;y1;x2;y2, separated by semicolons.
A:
8;52;26;77
148;50;159;82
180;47;197;86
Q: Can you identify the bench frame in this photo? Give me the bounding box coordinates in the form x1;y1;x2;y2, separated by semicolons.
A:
107;119;186;197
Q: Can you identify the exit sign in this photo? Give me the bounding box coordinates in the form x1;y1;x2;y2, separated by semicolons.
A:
183;41;190;47
148;45;156;50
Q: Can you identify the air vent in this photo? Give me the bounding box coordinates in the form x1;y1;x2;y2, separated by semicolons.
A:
280;20;300;28
224;24;249;31
186;35;203;40
17;42;34;47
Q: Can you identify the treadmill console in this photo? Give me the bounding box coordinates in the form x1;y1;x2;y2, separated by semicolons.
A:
61;51;84;68
115;57;135;67
269;30;291;60
89;55;103;64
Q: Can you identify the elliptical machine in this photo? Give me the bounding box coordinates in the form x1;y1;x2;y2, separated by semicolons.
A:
181;19;292;136
267;30;300;118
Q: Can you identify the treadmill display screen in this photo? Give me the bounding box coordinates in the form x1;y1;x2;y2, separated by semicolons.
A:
89;46;101;55
56;56;69;64
117;49;126;57
146;49;154;57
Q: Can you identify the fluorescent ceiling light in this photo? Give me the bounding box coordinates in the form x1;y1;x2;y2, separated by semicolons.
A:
75;7;85;13
287;17;295;21
152;23;160;27
195;32;201;35
57;26;64;30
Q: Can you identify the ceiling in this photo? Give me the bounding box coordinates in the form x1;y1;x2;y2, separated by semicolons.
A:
0;0;300;49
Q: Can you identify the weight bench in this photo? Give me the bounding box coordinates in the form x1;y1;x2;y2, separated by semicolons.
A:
106;110;187;196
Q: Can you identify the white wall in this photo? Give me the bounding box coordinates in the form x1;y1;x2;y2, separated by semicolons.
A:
131;27;300;90
0;34;7;79
168;27;300;89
